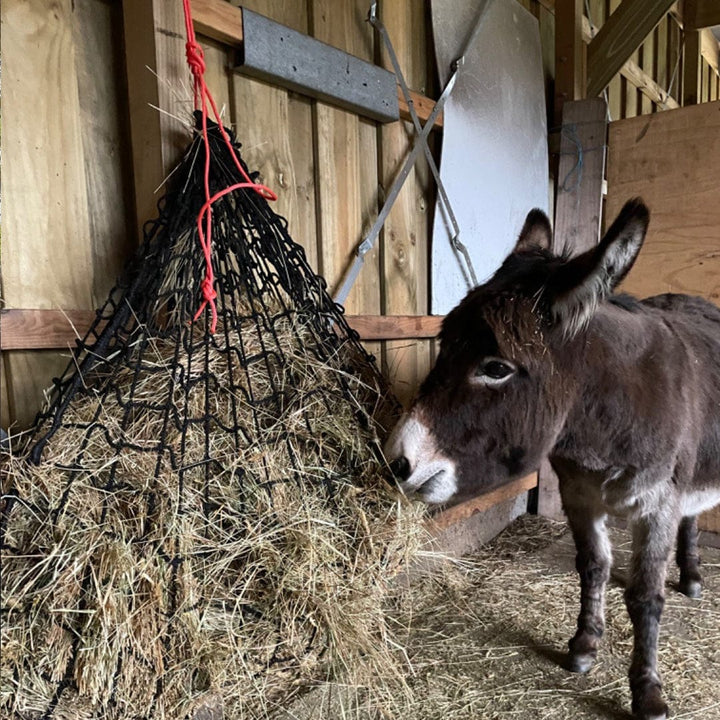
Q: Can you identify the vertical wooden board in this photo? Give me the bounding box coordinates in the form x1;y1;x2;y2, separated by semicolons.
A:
200;37;232;124
607;101;720;534
123;0;190;241
655;16;668;102
606;0;622;120
1;355;11;431
379;0;431;408
310;0;380;314
73;0;135;306
639;34;655;114
230;1;318;269
1;0;94;429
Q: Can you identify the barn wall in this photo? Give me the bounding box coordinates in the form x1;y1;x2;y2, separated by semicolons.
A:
606;100;720;533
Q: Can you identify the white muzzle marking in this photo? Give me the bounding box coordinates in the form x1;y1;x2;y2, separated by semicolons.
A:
385;414;457;504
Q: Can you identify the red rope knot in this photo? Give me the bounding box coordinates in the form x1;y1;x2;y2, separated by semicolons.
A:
185;40;206;77
200;277;217;302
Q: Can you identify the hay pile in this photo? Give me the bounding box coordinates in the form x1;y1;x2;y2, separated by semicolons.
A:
0;315;429;719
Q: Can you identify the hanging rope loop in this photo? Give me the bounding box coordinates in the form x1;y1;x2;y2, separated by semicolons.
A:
181;0;277;333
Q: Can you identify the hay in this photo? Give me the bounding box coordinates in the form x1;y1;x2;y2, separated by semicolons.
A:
276;515;720;719
0;315;430;719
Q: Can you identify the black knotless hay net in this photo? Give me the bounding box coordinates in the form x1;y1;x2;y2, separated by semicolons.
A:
0;116;422;720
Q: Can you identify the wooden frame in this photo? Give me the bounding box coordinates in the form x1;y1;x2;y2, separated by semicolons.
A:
0;310;443;350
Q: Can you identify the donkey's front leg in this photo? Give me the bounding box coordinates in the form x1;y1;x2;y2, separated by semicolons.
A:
676;515;702;599
560;481;611;674
625;514;678;720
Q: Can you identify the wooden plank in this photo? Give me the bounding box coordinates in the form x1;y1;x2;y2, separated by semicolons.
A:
582;15;679;110
192;0;244;45
587;0;676;98
554;0;584;124
230;1;318;269
398;87;444;128
122;0;188;243
554;98;608;251
606;0;623;120
639;28;656;113
431;474;538;531
684;0;720;30
379;0;432;408
1;0;96;429
700;27;720;74
606;101;720;531
0;311;446;350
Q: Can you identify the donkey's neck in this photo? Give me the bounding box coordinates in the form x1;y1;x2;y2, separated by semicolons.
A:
553;300;688;471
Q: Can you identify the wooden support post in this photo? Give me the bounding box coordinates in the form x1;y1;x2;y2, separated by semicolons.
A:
586;0;676;98
554;0;585;126
684;0;720;30
541;97;608;521
682;29;702;105
122;0;189;243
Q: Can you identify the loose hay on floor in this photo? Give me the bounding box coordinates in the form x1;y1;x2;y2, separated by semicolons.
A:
279;515;720;720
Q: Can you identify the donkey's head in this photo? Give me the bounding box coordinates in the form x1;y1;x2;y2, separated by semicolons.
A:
386;199;650;504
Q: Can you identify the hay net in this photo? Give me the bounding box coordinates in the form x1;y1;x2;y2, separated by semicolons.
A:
1;116;418;719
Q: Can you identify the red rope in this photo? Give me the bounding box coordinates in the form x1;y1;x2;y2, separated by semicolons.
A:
182;0;277;333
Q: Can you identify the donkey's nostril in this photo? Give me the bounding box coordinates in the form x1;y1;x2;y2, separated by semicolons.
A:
389;456;411;481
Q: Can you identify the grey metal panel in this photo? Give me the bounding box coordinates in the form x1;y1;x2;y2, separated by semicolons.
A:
430;0;549;314
238;9;399;123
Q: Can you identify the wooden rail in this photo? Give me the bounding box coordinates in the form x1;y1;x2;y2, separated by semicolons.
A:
191;0;444;128
0;309;443;350
431;473;538;531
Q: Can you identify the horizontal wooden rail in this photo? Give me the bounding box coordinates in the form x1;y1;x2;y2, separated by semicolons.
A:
0;309;443;350
191;0;443;128
431;473;538;531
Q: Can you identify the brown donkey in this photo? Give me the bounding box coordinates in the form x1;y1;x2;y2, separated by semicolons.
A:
386;199;720;720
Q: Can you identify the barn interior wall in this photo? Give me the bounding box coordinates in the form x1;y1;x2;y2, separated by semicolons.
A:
1;0;719;433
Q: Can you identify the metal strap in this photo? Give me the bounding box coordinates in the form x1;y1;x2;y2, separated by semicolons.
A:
334;1;490;305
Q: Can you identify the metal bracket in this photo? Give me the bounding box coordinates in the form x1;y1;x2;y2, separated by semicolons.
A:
238;9;399;124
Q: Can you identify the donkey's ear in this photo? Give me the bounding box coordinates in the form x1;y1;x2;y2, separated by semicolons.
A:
550;198;649;337
514;209;553;253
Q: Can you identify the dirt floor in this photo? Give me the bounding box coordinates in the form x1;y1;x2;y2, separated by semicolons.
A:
278;515;720;720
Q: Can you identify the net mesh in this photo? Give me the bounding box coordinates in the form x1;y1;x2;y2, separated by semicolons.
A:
0;117;419;719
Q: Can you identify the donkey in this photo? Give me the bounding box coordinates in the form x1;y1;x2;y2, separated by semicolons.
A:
386;199;720;720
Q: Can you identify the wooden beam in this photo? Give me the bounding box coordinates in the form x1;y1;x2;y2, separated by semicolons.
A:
122;0;188;243
587;0;676;98
554;0;585;125
398;87;444;128
581;16;679;110
430;474;538;531
684;0;720;30
346;315;442;340
0;310;445;350
192;0;244;45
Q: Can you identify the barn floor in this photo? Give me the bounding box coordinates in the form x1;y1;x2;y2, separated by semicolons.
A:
277;515;720;720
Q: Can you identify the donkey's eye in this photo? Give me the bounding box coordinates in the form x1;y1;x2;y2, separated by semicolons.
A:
473;358;516;385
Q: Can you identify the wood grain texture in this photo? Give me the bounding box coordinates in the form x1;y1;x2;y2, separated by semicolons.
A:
431;474;538;531
122;0;189;243
192;0;244;44
379;0;432;409
606;100;720;533
230;1;319;270
0;311;444;349
311;0;379;310
554;0;584;124
554;98;608;252
683;30;702;106
587;0;676;97
684;0;720;30
1;0;95;429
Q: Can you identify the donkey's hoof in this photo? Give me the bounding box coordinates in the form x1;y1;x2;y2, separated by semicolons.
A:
632;686;669;720
566;652;595;674
678;578;702;599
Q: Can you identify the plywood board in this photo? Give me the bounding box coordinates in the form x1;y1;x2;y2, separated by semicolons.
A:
606;100;720;533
